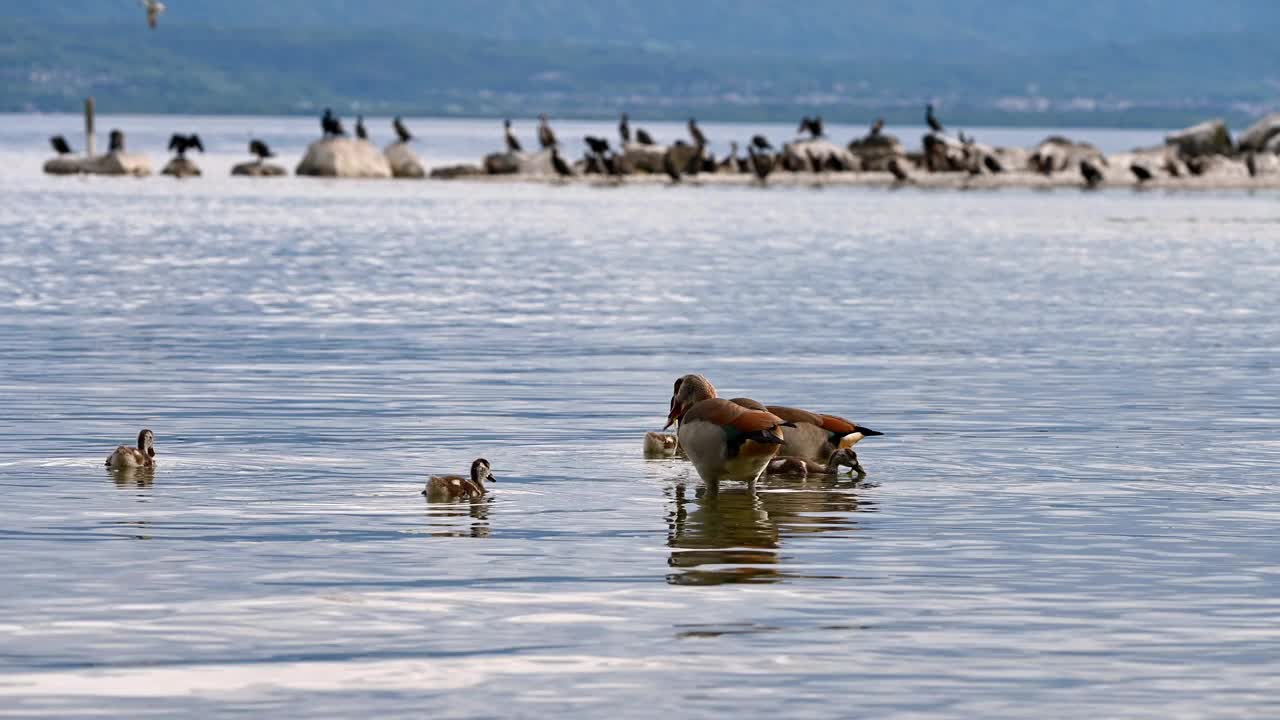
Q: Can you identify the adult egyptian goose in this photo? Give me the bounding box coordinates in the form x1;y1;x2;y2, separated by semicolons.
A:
105;429;156;469
424;458;495;500
766;448;863;478
729;398;882;461
665;374;790;482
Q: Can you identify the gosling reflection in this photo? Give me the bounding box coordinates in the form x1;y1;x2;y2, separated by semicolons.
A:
422;495;493;538
665;475;870;586
108;466;155;488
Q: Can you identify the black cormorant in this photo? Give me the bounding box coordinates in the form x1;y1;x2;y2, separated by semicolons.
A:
750;135;773;151
584;136;610;156
619;113;631;144
108;130;125;153
983;154;1003;174
926;103;943;133
887;157;910;182
1130;163;1153;183
687;118;707;148
168;134;204;158
870;118;884;137
321;109;345;138
49;135;73;155
1080;159;1104;187
747;146;773;183
550;148;573;178
504;119;522;152
538;114;558;149
662;149;681;183
249;139;274;160
355;116;368;140
393;116;413;143
635;129;655;146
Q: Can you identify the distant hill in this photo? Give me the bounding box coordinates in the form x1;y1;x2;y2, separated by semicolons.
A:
2;1;1278;125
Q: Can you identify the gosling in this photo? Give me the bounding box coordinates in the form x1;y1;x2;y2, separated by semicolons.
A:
643;431;679;457
424;458;495;499
765;448;862;478
105;429;156;469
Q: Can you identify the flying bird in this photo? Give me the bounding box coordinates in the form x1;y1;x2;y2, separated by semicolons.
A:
504;119;522;152
249;139;274;160
797;115;824;139
926;103;943;133
140;0;165;29
355;116;368;140
49;135;73;155
167;133;203;158
392;116;413;143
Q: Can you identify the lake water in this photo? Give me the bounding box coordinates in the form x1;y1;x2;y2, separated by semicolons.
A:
0;115;1277;718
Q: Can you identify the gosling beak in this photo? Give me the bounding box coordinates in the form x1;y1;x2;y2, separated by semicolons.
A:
147;448;156;457
487;475;497;482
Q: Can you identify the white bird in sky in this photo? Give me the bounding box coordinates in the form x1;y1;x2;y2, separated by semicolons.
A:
140;0;166;29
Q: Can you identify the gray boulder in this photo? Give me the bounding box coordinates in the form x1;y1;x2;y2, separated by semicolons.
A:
384;141;425;178
295;138;392;178
430;163;484;179
1165;119;1232;157
44;151;151;176
161;157;202;177
231;160;287;177
1237;113;1280;153
782;139;858;171
848;133;903;171
1029;136;1103;173
482;149;556;175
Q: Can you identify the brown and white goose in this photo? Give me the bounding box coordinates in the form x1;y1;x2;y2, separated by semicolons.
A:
766;448;863;478
730;398;881;461
105;429;156;469
665;374;790;482
424;458;495;500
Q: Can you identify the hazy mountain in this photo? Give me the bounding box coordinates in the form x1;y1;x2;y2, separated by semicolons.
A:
2;1;1277;124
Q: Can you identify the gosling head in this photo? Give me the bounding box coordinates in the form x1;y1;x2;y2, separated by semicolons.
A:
829;447;862;475
137;429;156;458
471;458;496;483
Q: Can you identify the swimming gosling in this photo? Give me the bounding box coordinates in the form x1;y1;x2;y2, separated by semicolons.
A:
105;429;156;469
766;448;862;478
424;458;495;499
643;431;679;457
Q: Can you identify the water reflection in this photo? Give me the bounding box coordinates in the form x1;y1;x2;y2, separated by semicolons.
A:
422;496;493;538
665;476;873;586
108;467;154;489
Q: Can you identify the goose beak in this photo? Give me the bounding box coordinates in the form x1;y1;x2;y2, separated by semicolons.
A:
858;427;884;437
664;401;681;430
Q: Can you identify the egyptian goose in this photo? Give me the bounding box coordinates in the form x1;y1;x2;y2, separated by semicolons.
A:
105;429;155;469
665;374;790;482
423;458;495;499
643;431;679;457
729;398;882;461
766;448;863;478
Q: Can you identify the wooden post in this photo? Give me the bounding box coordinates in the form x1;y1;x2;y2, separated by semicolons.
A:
84;97;95;157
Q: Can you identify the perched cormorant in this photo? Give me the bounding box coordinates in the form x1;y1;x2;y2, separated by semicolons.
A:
249;139;275;160
538;114;558;149
1080;159;1104;187
49;135;73;155
1246;151;1258;178
619;113;631;144
1185;156;1209;176
1130;163;1153;183
810;116;825;138
982;154;1003;174
687;118;707;148
635;128;655;146
321;109;346;138
550;148;572;178
806;149;824;175
393;116;413;143
108;129;125;153
584;136;610;156
750;135;773;151
887;157;910;182
870;118;885;137
168;134;204;158
683;145;701;177
141;0;165;29
662;149;681;183
1163;156;1182;178
926;104;943;133
797;116;812;136
355;116;368;140
504;119;522;152
747;146;773;183
825;154;848;172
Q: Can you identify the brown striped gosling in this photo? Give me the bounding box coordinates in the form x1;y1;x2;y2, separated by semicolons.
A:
424;458;495;500
643;431;679;457
105;429;156;469
766;448;862;478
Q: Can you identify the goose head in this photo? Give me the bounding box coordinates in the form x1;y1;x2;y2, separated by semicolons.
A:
471;458;496;484
665;374;716;429
828;448;862;475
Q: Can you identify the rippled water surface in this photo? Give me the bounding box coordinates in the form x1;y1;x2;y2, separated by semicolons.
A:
0;116;1277;718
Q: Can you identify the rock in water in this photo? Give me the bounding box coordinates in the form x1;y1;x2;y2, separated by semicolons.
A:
783;139;858;172
481;149;558;176
430;164;484;179
384;141;425;178
1165;119;1232;158
295;138;392;178
1237;113;1280;153
848;133;903;171
44;152;151;176
231;161;287;177
162;157;202;177
43;157;83;175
